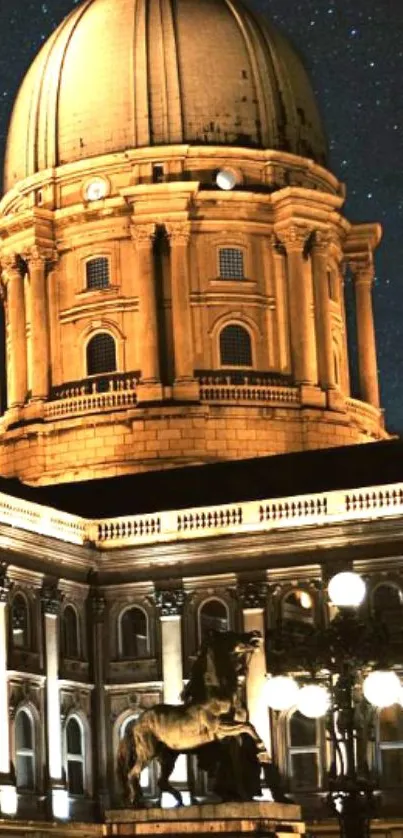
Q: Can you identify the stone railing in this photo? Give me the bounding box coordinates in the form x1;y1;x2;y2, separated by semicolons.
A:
1;477;403;551
90;480;403;549
0;491;85;544
346;397;384;431
45;371;140;420
195;370;298;406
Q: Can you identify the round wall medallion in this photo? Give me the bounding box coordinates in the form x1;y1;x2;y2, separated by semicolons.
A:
84;178;108;202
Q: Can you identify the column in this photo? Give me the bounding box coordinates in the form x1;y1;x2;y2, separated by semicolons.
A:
351;259;380;408
1;255;27;408
165;223;199;401
311;231;334;390
155;589;185;704
131;223;163;402
41;582;66;818
90;591;109;816
26;248;50;400
276;226;315;386
238;583;271;755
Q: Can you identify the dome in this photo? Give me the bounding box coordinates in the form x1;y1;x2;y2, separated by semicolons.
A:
4;0;327;191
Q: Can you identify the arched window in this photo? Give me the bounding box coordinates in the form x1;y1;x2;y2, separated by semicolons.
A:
62;606;80;659
11;594;29;649
219;324;252;367
378;705;403;786
218;248;245;280
372;584;403;638
66;717;84;795
282;590;314;640
86;332;117;376
199;599;229;642
15;709;35;789
288;711;321;791
120;607;148;658
86;257;110;290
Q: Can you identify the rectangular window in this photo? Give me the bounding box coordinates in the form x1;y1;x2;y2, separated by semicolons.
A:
219;248;245;280
289;750;320;790
86;257;110;290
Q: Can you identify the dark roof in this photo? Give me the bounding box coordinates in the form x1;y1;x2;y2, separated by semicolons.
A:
0;439;403;519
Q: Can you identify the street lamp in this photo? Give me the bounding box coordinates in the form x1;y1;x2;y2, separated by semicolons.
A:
266;572;401;838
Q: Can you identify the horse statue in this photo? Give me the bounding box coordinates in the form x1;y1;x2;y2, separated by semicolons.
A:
117;629;263;807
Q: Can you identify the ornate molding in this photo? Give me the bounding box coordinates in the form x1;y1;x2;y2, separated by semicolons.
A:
312;229;332;256
275;225;311;254
130;223;156;247
237;582;268;610
0;564;11;604
165;222;191;246
0;253;22;284
90;591;106;623
349;256;374;285
155;588;186;617
41;581;63;616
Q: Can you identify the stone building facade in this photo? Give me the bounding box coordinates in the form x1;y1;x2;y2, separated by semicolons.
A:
0;0;387;487
0;0;400;835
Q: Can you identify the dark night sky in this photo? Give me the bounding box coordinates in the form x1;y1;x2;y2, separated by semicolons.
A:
0;0;401;430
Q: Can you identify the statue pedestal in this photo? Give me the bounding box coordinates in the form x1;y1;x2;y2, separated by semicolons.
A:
105;801;305;837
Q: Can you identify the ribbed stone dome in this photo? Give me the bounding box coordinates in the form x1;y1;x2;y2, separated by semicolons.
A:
4;0;327;190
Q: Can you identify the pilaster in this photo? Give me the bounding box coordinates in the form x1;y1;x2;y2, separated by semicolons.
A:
165;223;199;401
0;254;27;411
155;589;185;704
131;223;163;402
276;226;317;390
90;590;110;816
24;246;51;403
41;581;64;809
0;568;12;784
311;231;335;394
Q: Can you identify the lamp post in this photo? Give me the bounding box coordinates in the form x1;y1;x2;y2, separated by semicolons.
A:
265;572;401;838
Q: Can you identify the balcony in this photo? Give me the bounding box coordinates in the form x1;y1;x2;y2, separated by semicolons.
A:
45;371;140;420
195;369;299;406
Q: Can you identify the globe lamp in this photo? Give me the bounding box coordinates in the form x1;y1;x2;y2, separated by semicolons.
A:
266;675;299;711
363;670;402;708
297;684;330;719
328;572;366;608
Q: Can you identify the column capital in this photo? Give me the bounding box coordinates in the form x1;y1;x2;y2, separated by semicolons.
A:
275;224;311;254
155;588;186;617
41;581;63;617
22;245;55;270
237;582;268;610
349;256;374;285
312;229;333;255
130;223;156;248
165;222;191;246
90;591;106;623
0;253;22;284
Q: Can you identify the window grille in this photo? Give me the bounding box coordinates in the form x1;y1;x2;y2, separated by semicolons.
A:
219;248;244;279
62;606;79;658
120;607;148;658
219;324;252;367
86;333;117;376
66;718;84;795
86;257;110;290
15;710;35;789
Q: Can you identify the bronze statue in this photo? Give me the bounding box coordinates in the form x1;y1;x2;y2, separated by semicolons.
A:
117;629;265;807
